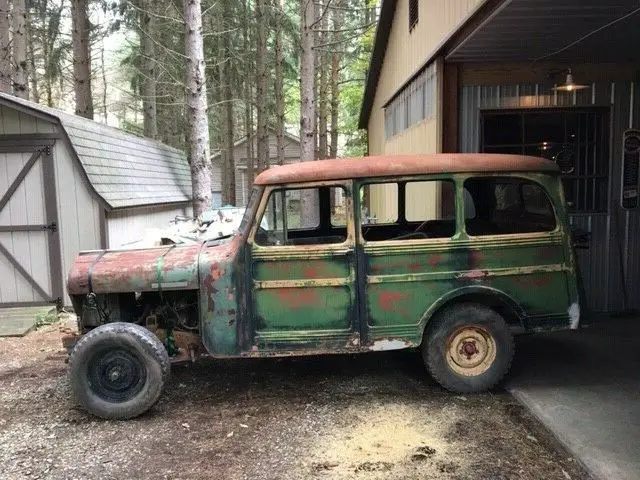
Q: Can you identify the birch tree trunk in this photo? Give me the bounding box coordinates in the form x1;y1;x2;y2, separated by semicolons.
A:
184;0;212;216
255;0;268;172
274;0;285;166
71;0;94;118
12;0;28;99
139;0;158;139
0;0;11;94
299;0;318;227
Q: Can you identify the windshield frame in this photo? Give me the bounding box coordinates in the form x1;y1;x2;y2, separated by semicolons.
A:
238;186;264;235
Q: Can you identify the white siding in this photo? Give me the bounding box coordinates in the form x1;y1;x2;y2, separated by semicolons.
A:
106;204;191;249
0;104;47;134
0;151;51;303
0;105;85;304
53;138;102;304
1;101;194;306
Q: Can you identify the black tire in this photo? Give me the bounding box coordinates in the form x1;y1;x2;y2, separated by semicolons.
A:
422;303;514;393
69;322;170;420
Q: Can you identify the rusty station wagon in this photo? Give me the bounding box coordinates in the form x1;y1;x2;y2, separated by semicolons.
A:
65;154;580;419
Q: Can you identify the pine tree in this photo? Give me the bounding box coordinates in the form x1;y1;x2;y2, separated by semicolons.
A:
184;0;212;215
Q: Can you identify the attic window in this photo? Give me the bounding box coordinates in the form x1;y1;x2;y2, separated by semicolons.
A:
409;0;418;31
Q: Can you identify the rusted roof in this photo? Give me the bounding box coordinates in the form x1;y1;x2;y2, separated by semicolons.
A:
254;154;559;185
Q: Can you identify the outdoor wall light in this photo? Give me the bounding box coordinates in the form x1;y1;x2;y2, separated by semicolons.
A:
552;68;589;92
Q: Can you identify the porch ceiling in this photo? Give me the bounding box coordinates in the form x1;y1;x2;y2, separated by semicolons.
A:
446;0;640;63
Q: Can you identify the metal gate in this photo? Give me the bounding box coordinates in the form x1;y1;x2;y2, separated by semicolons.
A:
0;139;62;307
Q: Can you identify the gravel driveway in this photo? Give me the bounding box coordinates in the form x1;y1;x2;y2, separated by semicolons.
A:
0;321;591;480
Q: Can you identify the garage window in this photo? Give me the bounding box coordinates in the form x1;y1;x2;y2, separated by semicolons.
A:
464;177;556;236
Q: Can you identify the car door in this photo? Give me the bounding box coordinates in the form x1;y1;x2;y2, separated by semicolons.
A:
247;180;359;352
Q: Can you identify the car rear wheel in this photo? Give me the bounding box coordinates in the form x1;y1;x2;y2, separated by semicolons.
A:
69;322;170;420
422;303;514;393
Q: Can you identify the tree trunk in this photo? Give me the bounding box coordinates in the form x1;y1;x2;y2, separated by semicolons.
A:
317;3;328;160
329;1;342;159
217;11;229;205
224;67;235;204
27;21;39;103
12;0;28;99
255;0;268;172
274;0;285;166
139;0;158;138
243;0;254;193
101;41;108;122
184;0;212;216
0;0;11;94
299;0;318;227
218;1;235;206
71;0;94;118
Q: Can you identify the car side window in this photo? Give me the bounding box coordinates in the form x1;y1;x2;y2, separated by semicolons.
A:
360;180;455;241
464;177;556;235
255;186;348;246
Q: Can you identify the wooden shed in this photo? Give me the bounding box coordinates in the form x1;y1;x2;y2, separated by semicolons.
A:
211;128;301;206
0;93;192;308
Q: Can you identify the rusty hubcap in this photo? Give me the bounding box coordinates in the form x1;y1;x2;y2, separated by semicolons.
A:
446;327;496;377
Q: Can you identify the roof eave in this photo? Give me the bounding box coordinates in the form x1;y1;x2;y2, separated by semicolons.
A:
108;199;192;212
358;0;508;130
357;0;398;129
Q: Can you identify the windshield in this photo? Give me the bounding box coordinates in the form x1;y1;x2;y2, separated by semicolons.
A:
238;186;263;234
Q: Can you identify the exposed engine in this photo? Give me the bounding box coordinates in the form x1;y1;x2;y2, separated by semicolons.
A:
74;290;201;360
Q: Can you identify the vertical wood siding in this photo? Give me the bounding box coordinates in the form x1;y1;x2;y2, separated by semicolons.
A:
53;137;102;304
0;106;57;303
368;120;440;226
0;151;50;303
368;0;485;156
459;81;640;313
0;105;104;305
106;204;191;249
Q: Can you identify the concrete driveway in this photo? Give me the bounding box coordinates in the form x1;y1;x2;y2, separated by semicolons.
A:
507;316;640;480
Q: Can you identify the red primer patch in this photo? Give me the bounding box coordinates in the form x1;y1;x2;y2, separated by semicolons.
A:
276;288;319;309
378;291;410;311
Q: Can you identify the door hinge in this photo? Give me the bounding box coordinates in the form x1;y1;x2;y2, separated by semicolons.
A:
43;222;57;232
49;297;63;312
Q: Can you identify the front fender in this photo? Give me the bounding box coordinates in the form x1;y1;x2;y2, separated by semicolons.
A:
198;235;244;356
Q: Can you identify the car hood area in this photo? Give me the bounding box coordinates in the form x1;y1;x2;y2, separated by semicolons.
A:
67;242;210;295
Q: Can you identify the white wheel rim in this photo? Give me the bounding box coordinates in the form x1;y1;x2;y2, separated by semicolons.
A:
446;326;497;377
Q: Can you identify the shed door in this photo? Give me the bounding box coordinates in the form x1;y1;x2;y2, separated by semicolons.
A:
0;143;62;306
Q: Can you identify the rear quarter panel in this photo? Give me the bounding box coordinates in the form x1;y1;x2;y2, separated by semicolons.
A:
361;173;578;344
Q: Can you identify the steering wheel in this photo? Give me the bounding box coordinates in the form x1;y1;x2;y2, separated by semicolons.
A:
415;220;429;233
394;231;428;240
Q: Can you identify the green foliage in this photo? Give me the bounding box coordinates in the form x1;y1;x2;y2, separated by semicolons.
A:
23;0;378;158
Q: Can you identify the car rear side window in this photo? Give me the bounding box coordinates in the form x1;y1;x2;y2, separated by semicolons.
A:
463;177;556;236
360;180;455;241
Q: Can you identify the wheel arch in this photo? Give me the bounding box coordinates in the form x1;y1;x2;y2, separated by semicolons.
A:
416;286;526;345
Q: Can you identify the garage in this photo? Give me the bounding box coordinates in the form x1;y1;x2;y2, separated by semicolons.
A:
0;93;192;308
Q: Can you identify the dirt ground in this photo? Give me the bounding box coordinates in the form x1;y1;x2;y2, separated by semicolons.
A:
0;320;592;480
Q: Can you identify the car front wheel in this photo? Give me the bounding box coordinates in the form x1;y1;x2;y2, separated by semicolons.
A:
69;322;170;420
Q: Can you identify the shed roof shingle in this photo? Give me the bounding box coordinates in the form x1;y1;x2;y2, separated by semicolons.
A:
0;93;192;209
